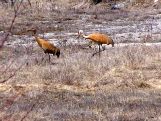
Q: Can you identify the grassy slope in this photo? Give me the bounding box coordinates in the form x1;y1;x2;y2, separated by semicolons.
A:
1;43;161;120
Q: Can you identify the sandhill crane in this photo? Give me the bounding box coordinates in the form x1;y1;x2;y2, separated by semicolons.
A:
77;30;114;56
28;29;60;62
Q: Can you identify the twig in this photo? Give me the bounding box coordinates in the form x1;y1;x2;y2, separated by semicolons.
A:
0;0;24;49
0;32;10;49
0;89;25;120
20;95;41;121
0;59;15;75
0;62;24;83
27;0;32;7
0;91;22;111
9;0;24;33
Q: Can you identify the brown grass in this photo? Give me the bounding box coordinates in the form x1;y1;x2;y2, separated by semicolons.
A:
1;42;161;120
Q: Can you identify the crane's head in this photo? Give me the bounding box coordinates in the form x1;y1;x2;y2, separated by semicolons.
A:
77;30;84;39
26;29;37;36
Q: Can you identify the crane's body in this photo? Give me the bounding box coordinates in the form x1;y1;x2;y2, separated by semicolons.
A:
28;29;60;62
83;33;114;46
78;30;114;56
34;36;60;56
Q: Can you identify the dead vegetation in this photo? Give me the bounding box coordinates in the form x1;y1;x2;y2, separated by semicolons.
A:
1;41;161;120
0;0;160;35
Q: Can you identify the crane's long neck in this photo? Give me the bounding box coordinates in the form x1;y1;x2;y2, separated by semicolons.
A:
34;35;42;47
82;34;89;39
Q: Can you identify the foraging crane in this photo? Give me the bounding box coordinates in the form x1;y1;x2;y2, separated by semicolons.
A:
77;30;114;56
28;29;60;62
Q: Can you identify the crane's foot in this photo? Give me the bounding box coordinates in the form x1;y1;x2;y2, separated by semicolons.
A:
88;45;92;48
34;58;39;65
41;57;45;63
92;48;106;57
92;51;101;57
48;54;51;64
102;46;106;51
92;53;95;57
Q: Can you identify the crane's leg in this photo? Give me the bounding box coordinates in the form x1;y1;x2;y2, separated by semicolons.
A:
88;41;93;48
43;51;48;63
92;44;101;57
41;55;45;63
98;44;101;57
102;45;105;51
92;47;97;57
41;52;45;63
48;54;50;63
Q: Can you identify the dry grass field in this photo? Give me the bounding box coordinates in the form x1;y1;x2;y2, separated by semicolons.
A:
1;0;161;121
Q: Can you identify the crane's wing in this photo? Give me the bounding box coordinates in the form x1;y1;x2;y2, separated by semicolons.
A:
41;41;57;51
88;33;110;44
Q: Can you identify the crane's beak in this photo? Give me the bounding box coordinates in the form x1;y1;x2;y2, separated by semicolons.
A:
76;32;80;39
26;29;37;35
76;35;80;39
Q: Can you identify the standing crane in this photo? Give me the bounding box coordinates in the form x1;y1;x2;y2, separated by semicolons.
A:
28;29;60;62
77;30;114;56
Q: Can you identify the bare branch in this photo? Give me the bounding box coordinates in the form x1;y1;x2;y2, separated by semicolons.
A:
0;59;15;75
0;62;24;83
27;0;32;7
0;91;22;111
0;0;24;49
9;0;24;33
0;32;9;48
20;95;41;121
20;102;37;121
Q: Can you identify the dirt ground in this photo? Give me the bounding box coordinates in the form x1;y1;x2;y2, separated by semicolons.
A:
1;1;161;121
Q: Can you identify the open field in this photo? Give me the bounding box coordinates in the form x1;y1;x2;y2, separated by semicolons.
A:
1;0;161;121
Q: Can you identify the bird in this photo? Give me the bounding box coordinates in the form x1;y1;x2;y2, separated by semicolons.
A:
77;30;114;56
27;29;60;62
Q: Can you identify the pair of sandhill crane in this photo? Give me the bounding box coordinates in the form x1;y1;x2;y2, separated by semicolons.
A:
28;29;114;62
